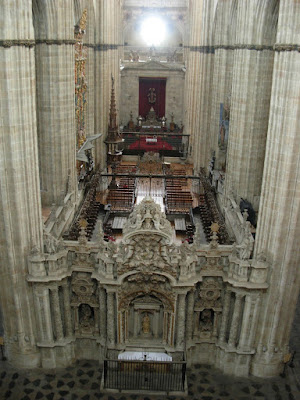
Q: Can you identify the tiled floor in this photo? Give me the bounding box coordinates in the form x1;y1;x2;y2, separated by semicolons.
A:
0;358;299;400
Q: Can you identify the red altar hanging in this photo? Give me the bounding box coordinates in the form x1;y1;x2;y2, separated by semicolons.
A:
139;77;166;118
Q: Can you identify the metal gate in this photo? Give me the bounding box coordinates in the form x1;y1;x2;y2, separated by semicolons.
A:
103;359;186;392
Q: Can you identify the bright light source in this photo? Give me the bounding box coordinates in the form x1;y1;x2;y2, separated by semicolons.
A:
141;17;166;46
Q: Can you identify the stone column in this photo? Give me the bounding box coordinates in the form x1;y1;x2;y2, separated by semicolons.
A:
186;290;195;341
246;296;260;351
237;295;259;351
251;2;300;377
153;312;159;339
183;0;202;158
50;286;64;341
213;311;220;339
99;286;107;342
74;308;79;334
133;310;139;338
33;0;77;207
194;311;200;336
124;310;129;342
94;0;121;169
176;293;187;350
168;313;175;346
218;288;231;344
118;311;124;344
106;290;115;347
33;286;53;343
228;293;243;348
184;0;216;169
209;0;236;170
163;311;168;344
0;0;43;368
224;0;278;210
192;0;217;172
62;283;73;337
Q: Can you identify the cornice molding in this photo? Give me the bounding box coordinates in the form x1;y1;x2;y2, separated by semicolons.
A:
188;44;300;53
0;40;123;49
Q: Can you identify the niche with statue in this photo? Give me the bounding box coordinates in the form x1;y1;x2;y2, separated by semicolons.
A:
128;295;164;342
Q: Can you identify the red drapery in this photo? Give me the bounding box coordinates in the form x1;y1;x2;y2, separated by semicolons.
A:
139;77;166;118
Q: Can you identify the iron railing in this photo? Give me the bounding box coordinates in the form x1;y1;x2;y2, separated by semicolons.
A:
103;358;186;392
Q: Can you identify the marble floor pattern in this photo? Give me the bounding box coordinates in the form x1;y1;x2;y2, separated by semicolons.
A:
0;358;299;400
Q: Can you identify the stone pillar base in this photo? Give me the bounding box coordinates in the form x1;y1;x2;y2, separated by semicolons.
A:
8;349;41;369
215;347;252;377
251;354;284;378
40;342;75;369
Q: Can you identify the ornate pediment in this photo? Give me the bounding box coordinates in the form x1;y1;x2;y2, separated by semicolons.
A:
139;60;171;70
122;196;173;241
117;234;179;278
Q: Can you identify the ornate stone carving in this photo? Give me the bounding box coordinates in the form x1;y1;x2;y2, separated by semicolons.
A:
71;272;98;305
118;273;175;312
122;197;173;239
197;278;222;309
43;230;59;254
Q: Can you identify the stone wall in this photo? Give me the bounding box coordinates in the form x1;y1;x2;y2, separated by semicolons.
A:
120;62;185;127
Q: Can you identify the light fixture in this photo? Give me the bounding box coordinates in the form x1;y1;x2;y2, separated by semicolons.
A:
141;16;166;46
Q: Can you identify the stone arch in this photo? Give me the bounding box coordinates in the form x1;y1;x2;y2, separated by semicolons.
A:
118;287;174;313
119;270;177;287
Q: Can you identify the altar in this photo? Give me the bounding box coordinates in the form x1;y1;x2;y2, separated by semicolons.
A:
118;351;172;362
117;351;172;373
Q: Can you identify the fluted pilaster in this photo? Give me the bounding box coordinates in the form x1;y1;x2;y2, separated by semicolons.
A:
228;293;243;348
33;286;53;343
99;286;107;342
186;290;195;341
50;286;64;341
176;293;187;350
106;290;115;347
218;288;231;343
238;295;259;351
62;283;73;337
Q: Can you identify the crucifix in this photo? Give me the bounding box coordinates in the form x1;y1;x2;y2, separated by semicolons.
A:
147;87;156;104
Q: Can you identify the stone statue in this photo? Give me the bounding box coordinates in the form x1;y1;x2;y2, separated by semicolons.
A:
200;309;213;332
43;231;58;254
80;304;93;330
237;235;253;260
